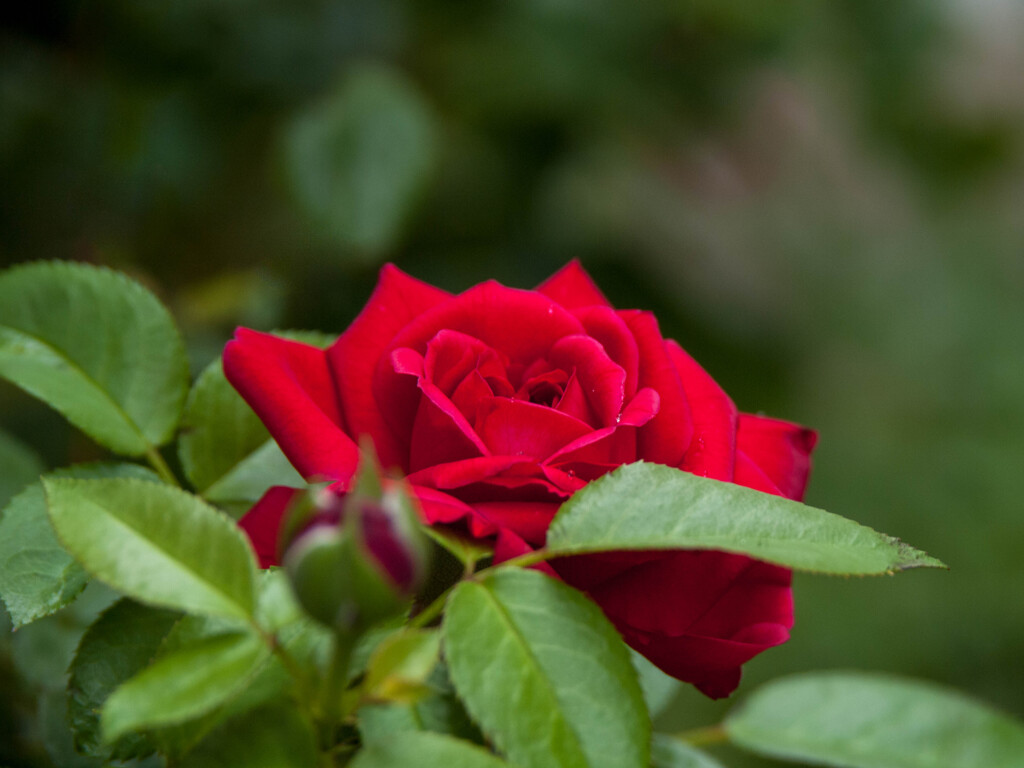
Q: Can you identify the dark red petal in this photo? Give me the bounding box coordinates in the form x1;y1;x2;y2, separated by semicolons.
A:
411;485;498;539
619;624;789;699
373;282;585;457
665;339;738;481
554;372;599;425
406;455;531;490
424;330;507;398
494;528;559;577
582;550;781;636
237;486;302;568
734;451;784;496
620;312;694;467
535;260;612;309
393;348;490;472
736;414;818;502
573;306;640;401
563;549;792;699
475;398;592;460
548;335;626;427
473;501;560;545
546;387;659;467
326;264;451;468
224;329;359;482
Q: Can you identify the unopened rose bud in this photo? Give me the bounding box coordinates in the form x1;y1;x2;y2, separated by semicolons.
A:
283;483;429;633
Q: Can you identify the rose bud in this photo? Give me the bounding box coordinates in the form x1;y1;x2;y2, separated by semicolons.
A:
283;483;429;633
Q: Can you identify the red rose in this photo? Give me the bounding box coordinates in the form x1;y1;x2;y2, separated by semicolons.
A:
224;262;816;698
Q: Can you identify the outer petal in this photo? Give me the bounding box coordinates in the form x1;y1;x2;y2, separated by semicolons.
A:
619;312;693;467
326;264;451;468
224;329;359;482
665;339;738;481
535;260;612;309
737;414;817;501
558;550;792;699
237;486;302;568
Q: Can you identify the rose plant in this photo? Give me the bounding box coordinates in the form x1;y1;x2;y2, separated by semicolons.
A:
225;261;814;698
1;259;1022;768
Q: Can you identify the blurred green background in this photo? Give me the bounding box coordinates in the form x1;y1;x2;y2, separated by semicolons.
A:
2;0;1023;765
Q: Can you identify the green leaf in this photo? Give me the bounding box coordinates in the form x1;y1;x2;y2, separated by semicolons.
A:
0;463;158;627
650;736;725;768
547;462;945;575
283;64;437;254
101;629;268;742
185;703;318;768
363;629;441;703
178;357;303;503
359;661;484;746
147;572;327;757
352;731;513;768
44;477;258;620
725;672;1024;768
631;650;681;720
443;568;649;768
0;428;43;509
0;261;189;456
68;599;180;759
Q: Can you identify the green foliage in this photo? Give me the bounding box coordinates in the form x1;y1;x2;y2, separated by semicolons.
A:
101;629;268;742
283;64;438;254
0;463;158;627
631;650;681;720
361;628;441;703
0;262;189;456
44;477;258;620
725;672;1024;768
352;731;514;768
0;428;43;509
68;599;180;759
548;462;945;575
443;568;649;768
185;703;319;768
178;356;304;503
650;736;725;768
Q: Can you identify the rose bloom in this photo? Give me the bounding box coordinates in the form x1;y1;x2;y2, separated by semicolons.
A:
225;262;816;698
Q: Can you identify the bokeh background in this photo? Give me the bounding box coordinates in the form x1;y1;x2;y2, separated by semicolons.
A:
2;1;1023;765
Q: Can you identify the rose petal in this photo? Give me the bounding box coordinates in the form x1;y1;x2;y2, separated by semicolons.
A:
535;260;612;309
224;329;359;482
546;387;659;468
493;528;559;577
475;398;593;460
547;335;627;427
737;414;817;501
411;485;499;540
473;501;561;545
373;281;585;457
734;451;784;496
392;348;490;472
665;339;738;481
237;486;301;568
560;550;792;698
326;264;451;468
618;625;789;699
581;550;787;637
406;455;532;490
573;306;640;401
620;312;694;467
